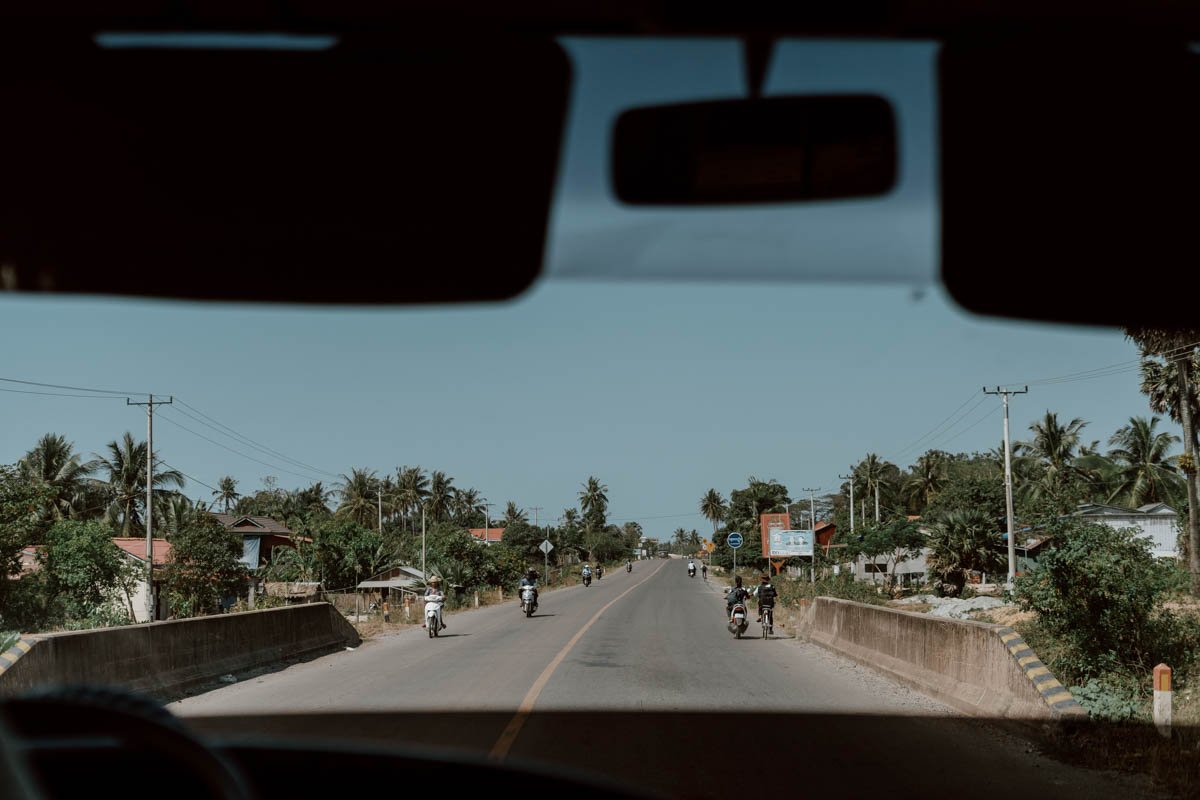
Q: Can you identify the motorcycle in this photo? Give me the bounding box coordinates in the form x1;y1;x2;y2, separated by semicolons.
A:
596;567;603;581
424;592;445;638
582;572;592;587
626;563;632;573
728;599;749;639
520;585;538;617
688;565;696;578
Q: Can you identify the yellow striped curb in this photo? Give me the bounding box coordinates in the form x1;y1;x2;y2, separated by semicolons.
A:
0;637;33;676
994;626;1087;717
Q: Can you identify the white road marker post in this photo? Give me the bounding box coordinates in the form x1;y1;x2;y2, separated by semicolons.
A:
1154;663;1173;739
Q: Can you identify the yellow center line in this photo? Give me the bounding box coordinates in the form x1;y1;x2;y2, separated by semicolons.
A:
488;559;668;761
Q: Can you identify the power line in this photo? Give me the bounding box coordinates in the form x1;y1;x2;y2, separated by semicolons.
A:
893;393;987;460
0;386;131;399
0;376;149;395
158;461;219;493
174;399;339;478
154;410;327;481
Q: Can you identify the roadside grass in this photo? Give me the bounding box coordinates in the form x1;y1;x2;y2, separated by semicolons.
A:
0;630;18;652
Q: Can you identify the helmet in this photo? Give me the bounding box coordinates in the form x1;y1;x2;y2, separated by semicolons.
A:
527;569;537;577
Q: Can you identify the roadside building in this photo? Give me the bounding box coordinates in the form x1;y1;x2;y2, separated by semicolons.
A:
468;527;506;545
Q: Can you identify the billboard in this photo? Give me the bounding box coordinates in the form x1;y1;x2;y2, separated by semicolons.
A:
769;529;814;558
760;512;789;556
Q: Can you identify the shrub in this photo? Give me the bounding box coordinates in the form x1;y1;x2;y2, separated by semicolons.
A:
1015;518;1200;683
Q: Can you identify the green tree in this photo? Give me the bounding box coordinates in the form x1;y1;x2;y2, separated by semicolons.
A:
18;433;100;523
699;488;727;534
425;471;456;522
212;475;240;513
1016;517;1200;681
395;466;430;530
901;451;948;515
503;501;528;525
579;477;609;530
336;467;380;527
1105;416;1185;508
926;509;1006;597
856;518;925;587
1014;412;1098;512
453;487;486;527
726;477;789;536
95;432;184;536
163;516;247;617
43;519;137;624
0;466;55;629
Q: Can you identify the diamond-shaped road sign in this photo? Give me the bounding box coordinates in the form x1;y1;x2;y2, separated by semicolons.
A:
539;539;554;554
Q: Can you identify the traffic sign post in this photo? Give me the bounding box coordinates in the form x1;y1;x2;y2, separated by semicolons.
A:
540;539;554;584
727;532;743;575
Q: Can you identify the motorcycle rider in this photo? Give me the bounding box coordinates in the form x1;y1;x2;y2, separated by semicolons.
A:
519;568;539;612
725;576;751;621
596;564;604;580
581;563;593;584
687;558;696;577
626;560;632;573
423;575;446;631
754;573;778;624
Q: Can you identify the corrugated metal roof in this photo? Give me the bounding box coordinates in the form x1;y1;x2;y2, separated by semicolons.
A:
211;512;293;534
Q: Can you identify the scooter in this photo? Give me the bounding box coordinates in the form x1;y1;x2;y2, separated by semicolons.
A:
582;572;592;587
728;600;749;639
424;592;445;638
688;565;696;578
626;562;632;573
520;585;538;617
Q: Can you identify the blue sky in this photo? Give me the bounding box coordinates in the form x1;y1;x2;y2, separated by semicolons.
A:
0;39;1162;538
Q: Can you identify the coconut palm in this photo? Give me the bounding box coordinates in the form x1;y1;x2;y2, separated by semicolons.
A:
1104;416;1185;507
453;487;486;527
395;466;430;530
699;488;727;533
854;454;898;522
1014;412;1095;505
18;433;100;521
95;432;185;536
424;470;455;522
927;508;1006;597
902;451;947;514
503;501;528;525
336;468;379;527
156;493;207;536
579;476;609;527
294;482;334;518
1128;328;1200;594
212;476;240;513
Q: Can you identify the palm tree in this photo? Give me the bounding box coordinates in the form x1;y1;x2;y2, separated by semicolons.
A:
1105;416;1185;508
336;467;379;527
453;487;486;527
1014;411;1101;506
503;501;528;525
212;476;240;513
699;488;727;533
672;527;688;555
95;432;185;536
156;493;207;536
902;451;947;514
579;476;609;527
424;470;455;522
927;508;1006;597
18;433;99;521
854;454;898;522
395;466;429;530
294;482;334;518
1128;328;1200;594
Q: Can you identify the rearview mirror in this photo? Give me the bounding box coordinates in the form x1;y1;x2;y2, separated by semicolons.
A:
611;96;897;205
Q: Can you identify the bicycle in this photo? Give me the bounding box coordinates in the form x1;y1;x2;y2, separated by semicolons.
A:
760;605;774;638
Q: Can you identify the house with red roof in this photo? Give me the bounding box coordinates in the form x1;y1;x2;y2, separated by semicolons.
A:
469;527;505;545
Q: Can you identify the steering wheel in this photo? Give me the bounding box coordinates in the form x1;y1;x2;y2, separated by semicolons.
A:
0;686;254;800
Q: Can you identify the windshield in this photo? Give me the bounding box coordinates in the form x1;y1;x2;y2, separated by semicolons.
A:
0;36;1193;800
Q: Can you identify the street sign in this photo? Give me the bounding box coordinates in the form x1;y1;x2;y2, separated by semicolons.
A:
768;529;813;557
727;532;743;549
539;539;554;554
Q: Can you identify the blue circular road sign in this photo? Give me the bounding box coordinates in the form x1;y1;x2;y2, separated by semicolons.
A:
727;532;744;549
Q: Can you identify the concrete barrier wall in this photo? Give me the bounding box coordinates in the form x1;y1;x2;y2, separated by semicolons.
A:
0;603;360;701
799;597;1086;722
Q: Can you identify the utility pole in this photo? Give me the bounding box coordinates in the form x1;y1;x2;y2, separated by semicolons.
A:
377;487;383;533
531;506;542;529
126;394;173;622
803;487;820;583
421;505;427;580
984;386;1028;591
840;473;856;580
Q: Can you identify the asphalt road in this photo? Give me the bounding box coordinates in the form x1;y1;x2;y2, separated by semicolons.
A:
173;560;1160;799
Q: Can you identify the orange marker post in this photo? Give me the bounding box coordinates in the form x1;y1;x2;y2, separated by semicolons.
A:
1153;663;1172;738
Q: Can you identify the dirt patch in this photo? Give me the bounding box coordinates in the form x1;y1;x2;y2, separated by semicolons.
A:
977;605;1036;627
